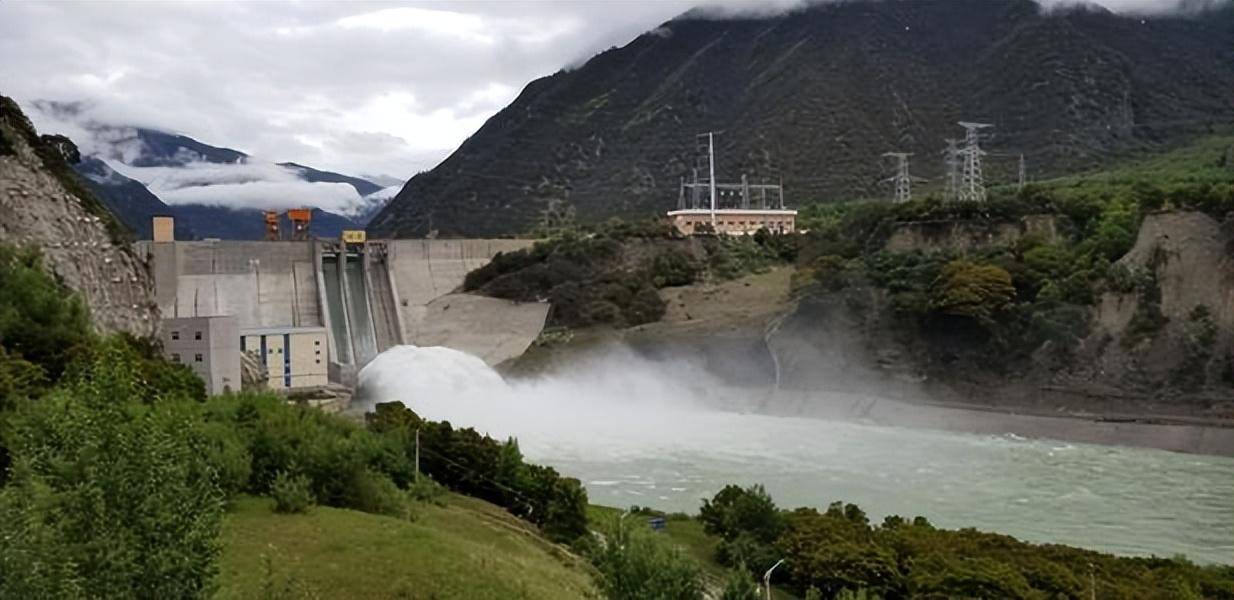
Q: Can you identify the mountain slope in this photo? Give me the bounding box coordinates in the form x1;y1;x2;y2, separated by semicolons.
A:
74;156;197;239
369;0;1234;237
278;161;383;197
0;95;159;336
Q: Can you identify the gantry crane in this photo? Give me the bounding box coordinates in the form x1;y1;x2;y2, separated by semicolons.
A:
263;208;313;241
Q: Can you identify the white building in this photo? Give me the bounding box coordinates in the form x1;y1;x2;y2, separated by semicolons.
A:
163;316;240;395
240;326;329;390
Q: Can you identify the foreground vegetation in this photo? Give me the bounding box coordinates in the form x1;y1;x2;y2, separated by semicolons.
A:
0;245;591;596
217;495;594;599
591;485;1234;600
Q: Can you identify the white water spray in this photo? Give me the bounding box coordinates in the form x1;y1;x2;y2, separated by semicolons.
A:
358;345;1234;564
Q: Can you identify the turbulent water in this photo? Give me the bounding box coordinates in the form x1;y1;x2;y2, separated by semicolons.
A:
358;345;1234;564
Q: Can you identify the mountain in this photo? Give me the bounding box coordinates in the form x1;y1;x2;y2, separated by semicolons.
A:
74;156;196;239
278;162;383;197
45;122;382;239
369;0;1234;238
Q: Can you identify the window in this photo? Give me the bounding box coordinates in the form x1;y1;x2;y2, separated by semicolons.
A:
315;359;321;364
171;353;180;363
194;353;203;362
314;340;321;346
171;331;179;340
194;331;202;340
315;349;321;355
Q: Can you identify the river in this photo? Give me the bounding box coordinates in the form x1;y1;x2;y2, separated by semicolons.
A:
357;345;1234;564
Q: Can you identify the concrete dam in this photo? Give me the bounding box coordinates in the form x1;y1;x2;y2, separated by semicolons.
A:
137;239;548;381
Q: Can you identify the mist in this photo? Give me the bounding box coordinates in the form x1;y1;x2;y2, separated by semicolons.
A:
355;344;1234;562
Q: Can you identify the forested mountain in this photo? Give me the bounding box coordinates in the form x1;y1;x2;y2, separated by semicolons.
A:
369;0;1234;237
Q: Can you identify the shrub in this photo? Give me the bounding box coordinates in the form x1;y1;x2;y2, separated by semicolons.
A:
344;468;410;519
0;344;224;597
407;476;448;506
589;517;705;600
929;260;1016;325
719;567;762;600
271;471;315;514
0;245;93;379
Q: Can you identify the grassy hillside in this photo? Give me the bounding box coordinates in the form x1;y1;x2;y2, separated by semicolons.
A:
217;495;596;599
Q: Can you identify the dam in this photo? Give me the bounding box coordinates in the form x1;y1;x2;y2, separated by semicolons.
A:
137;238;549;385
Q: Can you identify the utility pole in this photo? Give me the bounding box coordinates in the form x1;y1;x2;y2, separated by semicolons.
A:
697;132;719;226
415;427;421;484
1018;153;1027;190
883;152;914;204
958;122;993;202
943;138;961;202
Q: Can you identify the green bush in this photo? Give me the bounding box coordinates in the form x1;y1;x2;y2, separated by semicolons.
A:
365;402;589;543
719;567;761;600
344;468;410;519
407;476;448;506
589;516;705;600
271;471;314;514
0;245;93;379
696;485;1234;599
0;343;224;598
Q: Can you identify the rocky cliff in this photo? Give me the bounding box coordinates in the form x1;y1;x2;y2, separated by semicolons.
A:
1078;211;1233;393
0;96;158;337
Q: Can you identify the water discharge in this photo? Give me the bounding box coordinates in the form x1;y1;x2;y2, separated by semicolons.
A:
358;345;1234;564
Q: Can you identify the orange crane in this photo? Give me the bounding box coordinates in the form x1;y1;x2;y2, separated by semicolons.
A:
263;208;313;241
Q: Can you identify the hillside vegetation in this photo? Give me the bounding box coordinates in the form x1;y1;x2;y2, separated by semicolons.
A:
217;495;595;599
370;0;1234;237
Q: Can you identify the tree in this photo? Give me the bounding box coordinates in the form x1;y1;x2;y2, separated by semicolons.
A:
929;260;1016;324
0;341;225;597
700;484;784;543
0;245;93;379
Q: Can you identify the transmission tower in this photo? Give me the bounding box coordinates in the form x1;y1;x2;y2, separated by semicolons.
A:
958;122;993;202
942;138;961;202
882;152;915;204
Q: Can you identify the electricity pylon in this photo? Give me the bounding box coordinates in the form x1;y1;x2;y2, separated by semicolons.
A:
958;122;993;202
943;138;961;202
883;152;915;204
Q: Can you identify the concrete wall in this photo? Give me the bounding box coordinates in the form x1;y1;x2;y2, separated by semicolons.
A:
386;239;547;365
142;238;549;372
137;240;321;330
164;316;240;395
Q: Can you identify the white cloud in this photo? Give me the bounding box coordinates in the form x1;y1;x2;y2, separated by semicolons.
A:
0;0;1200;186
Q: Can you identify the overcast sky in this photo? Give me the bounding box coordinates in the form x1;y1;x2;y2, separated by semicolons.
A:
0;0;1195;182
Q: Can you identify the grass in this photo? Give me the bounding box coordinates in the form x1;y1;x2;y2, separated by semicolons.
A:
217;495;596;599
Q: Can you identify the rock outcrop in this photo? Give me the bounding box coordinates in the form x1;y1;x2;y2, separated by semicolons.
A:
0;96;159;337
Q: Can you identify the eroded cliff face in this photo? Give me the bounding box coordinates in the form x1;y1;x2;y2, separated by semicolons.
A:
0;97;158;337
1079;211;1233;393
767;210;1233;419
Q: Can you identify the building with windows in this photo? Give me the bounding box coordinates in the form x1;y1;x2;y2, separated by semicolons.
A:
240;326;329;390
667;208;798;236
163;316;240;395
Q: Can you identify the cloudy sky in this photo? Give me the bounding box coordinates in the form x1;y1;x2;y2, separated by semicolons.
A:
0;0;1194;183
